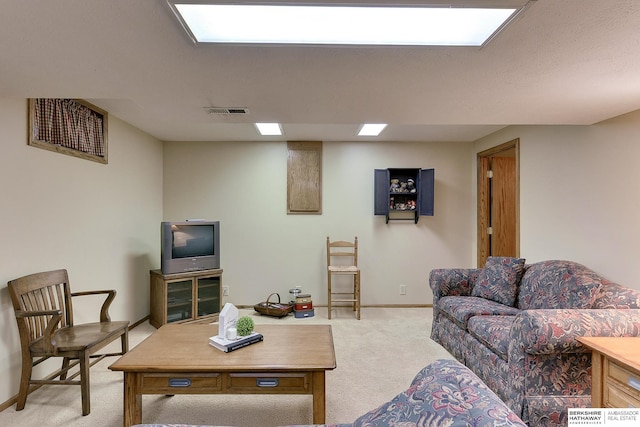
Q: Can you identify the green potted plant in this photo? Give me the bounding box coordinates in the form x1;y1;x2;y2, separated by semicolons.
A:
236;316;255;336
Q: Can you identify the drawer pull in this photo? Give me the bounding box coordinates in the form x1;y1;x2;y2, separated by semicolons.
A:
256;378;279;387
628;377;640;391
168;378;192;387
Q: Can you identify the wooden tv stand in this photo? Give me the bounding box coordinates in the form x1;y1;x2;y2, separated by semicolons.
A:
149;268;222;328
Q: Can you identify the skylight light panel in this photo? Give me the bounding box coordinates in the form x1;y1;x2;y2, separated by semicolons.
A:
169;3;519;46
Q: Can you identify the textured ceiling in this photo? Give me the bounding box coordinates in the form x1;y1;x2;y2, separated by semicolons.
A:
1;0;639;142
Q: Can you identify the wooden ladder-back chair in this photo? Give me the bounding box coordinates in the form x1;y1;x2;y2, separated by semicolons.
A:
7;269;129;415
326;236;361;320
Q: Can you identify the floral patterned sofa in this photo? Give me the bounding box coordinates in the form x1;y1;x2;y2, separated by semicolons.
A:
430;257;640;426
134;359;527;427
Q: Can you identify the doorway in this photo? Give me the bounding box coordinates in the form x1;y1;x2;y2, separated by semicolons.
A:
477;139;520;267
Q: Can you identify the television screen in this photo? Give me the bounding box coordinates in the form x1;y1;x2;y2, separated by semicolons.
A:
161;221;220;274
171;225;215;258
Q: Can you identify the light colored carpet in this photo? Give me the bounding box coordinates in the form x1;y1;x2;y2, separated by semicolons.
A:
1;307;453;427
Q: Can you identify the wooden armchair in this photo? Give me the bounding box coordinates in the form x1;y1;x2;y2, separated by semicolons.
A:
7;269;129;416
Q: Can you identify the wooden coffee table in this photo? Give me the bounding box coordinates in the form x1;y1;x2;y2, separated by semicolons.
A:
109;323;336;427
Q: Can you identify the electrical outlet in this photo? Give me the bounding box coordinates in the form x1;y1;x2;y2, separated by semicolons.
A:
399;285;407;295
222;286;229;296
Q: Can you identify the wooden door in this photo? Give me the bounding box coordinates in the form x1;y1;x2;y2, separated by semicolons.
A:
477;139;519;267
490;157;516;256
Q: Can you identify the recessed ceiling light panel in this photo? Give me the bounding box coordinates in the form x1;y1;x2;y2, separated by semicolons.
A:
255;122;283;136
169;2;520;46
358;124;387;136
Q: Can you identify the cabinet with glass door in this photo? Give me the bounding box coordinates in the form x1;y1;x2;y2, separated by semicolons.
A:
150;268;222;328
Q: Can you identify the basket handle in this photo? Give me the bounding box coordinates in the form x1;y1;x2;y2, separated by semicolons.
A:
266;292;281;305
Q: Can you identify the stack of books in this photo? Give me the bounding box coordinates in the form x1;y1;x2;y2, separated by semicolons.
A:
294;293;314;318
209;331;263;352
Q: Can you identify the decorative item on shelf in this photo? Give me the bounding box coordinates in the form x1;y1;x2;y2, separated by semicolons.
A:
294;293;315;318
254;293;294;317
407;178;416;193
289;287;302;304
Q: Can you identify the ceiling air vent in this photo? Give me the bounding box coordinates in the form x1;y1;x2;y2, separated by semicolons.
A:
206;107;250;115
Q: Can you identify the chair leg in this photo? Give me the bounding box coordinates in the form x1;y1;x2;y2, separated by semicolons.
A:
15;355;32;411
356;272;361;320
352;275;356;312
121;328;129;354
327;273;332;320
79;351;91;416
60;357;70;380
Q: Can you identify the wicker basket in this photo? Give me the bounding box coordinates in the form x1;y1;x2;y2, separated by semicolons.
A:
253;293;294;318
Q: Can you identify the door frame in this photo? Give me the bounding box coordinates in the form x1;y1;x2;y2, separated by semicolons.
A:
477;138;520;267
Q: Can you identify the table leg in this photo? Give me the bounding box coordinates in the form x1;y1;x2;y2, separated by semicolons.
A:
123;372;142;427
590;351;604;407
312;371;326;424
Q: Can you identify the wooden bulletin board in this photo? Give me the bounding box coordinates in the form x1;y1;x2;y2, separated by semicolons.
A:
287;141;322;214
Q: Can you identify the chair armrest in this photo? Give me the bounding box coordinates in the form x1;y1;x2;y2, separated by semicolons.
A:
429;268;482;302
511;309;640;355
15;309;62;354
70;289;116;323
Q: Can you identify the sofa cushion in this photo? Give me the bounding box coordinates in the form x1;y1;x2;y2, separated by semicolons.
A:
517;260;603;310
472;256;526;306
468;315;515;361
438;296;520;329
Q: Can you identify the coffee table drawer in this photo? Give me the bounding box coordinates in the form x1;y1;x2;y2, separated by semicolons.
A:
226;373;310;393
141;373;221;393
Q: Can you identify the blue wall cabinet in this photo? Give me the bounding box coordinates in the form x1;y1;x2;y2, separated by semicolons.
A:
374;168;434;223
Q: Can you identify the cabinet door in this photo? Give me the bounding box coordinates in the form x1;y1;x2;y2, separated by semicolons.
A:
196;276;221;317
419;168;434;216
167;280;193;323
374;169;390;215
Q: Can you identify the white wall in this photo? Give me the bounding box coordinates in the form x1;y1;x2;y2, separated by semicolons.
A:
163;140;475;306
474;109;640;288
0;98;163;405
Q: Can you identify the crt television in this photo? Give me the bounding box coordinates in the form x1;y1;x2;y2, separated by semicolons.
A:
161;221;220;274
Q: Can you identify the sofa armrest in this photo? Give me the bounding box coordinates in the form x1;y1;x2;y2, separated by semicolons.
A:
429;268;482;302
511;309;640;355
